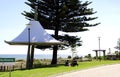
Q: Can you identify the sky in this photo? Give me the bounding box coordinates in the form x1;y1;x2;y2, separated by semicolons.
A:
0;0;120;57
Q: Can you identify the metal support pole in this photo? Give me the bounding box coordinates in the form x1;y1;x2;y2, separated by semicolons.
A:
26;28;31;69
98;37;101;61
30;45;35;68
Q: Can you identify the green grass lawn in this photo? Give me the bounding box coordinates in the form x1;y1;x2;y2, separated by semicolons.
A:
0;60;120;77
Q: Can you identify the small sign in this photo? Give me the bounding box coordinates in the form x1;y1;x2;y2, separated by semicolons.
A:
0;58;15;62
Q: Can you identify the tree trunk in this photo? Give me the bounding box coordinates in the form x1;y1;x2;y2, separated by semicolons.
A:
51;46;58;64
51;23;59;64
51;0;59;65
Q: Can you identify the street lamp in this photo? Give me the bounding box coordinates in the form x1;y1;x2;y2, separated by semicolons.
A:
98;37;101;60
26;24;31;69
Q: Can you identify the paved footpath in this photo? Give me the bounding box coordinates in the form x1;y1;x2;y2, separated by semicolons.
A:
55;64;120;77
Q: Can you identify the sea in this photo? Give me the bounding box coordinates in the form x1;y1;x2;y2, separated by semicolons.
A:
0;54;69;60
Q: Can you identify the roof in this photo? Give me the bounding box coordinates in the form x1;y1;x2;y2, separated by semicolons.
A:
5;20;64;46
93;50;106;51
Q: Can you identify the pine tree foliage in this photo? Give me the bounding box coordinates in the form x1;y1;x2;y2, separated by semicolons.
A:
58;35;82;49
22;0;99;32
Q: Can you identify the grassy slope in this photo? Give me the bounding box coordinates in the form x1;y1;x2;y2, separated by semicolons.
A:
0;60;120;77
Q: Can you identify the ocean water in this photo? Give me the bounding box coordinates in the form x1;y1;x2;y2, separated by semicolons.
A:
0;54;68;60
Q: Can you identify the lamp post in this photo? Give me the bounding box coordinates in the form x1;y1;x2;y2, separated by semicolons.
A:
98;37;101;61
26;0;39;69
26;25;31;69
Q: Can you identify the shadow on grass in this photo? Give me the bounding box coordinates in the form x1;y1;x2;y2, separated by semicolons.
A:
39;64;65;68
19;64;65;71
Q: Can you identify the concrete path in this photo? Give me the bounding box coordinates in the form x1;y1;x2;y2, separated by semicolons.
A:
55;64;120;77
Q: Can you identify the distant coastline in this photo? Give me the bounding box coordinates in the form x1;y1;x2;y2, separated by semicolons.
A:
0;54;68;60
